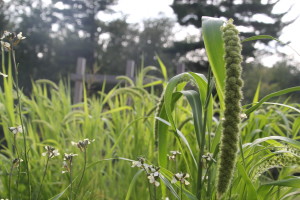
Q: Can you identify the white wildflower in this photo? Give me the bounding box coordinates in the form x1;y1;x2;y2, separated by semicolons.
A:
42;145;60;158
171;172;190;185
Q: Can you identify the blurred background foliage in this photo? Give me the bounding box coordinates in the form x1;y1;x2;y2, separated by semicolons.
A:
0;0;299;102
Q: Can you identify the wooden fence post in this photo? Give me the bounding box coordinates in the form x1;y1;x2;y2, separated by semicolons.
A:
176;63;185;74
126;60;135;80
73;57;86;104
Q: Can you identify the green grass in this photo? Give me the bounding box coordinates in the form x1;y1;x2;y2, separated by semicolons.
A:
0;18;300;200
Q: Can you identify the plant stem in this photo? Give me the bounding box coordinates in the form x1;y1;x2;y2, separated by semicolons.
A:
180;182;183;200
11;45;31;199
37;156;50;200
13;134;19;157
197;104;208;199
154;185;156;200
205;69;214;200
75;150;87;199
197;68;213;200
9;134;21;200
13;133;21;197
147;178;152;200
70;160;73;200
8;163;13;200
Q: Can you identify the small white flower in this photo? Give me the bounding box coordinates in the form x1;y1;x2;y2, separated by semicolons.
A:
202;153;216;162
131;160;142;168
12;158;23;168
147;165;160;173
71;138;94;152
8;125;23;135
171;172;190;185
64;153;78;161
148;173;160;187
240;113;247;119
62;153;77;173
131;157;147;169
17;32;26;40
167;150;181;161
1;30;13;40
42;146;60;158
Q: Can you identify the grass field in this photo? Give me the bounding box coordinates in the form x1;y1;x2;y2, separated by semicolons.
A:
0;17;300;200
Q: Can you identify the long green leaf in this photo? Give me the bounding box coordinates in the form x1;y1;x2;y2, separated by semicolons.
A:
159;174;180;200
258;177;300;197
261;177;300;188
180;90;202;148
236;162;259;200
243;136;300;150
202;16;225;111
242;35;300;56
164;73;189;130
156;55;168;82
125;170;144;200
157;92;182;168
188;72;213;133
156;115;197;168
280;191;300;200
160;167;197;200
245;86;300;115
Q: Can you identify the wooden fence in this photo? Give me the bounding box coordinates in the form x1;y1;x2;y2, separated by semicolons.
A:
70;57;185;103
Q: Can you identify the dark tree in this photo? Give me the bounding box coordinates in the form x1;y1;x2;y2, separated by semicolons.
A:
242;61;300;103
51;0;117;67
1;0;175;92
138;18;176;74
170;0;293;71
1;0;117;91
97;17;176;75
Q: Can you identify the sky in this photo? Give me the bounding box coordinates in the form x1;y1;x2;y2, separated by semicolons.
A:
105;0;300;67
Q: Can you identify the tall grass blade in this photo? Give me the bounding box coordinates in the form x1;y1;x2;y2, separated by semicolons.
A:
242;35;300;56
243;136;300;149
245;86;300;115
236;162;259;200
125;170;144;200
155;55;168;83
202;16;225;111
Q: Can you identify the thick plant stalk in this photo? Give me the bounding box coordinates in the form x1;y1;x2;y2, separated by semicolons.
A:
216;19;243;198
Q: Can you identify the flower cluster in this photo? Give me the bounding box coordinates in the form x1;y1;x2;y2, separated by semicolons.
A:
253;145;300;180
167;150;181;161
0;31;26;51
147;166;160;187
171;172;190;185
42;146;60;158
131;157;146;168
62;153;78;174
217;19;243;198
131;157;161;187
71;138;94;152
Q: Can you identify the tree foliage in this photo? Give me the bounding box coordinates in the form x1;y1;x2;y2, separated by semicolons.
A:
0;0;176;91
170;0;293;71
243;61;300;103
